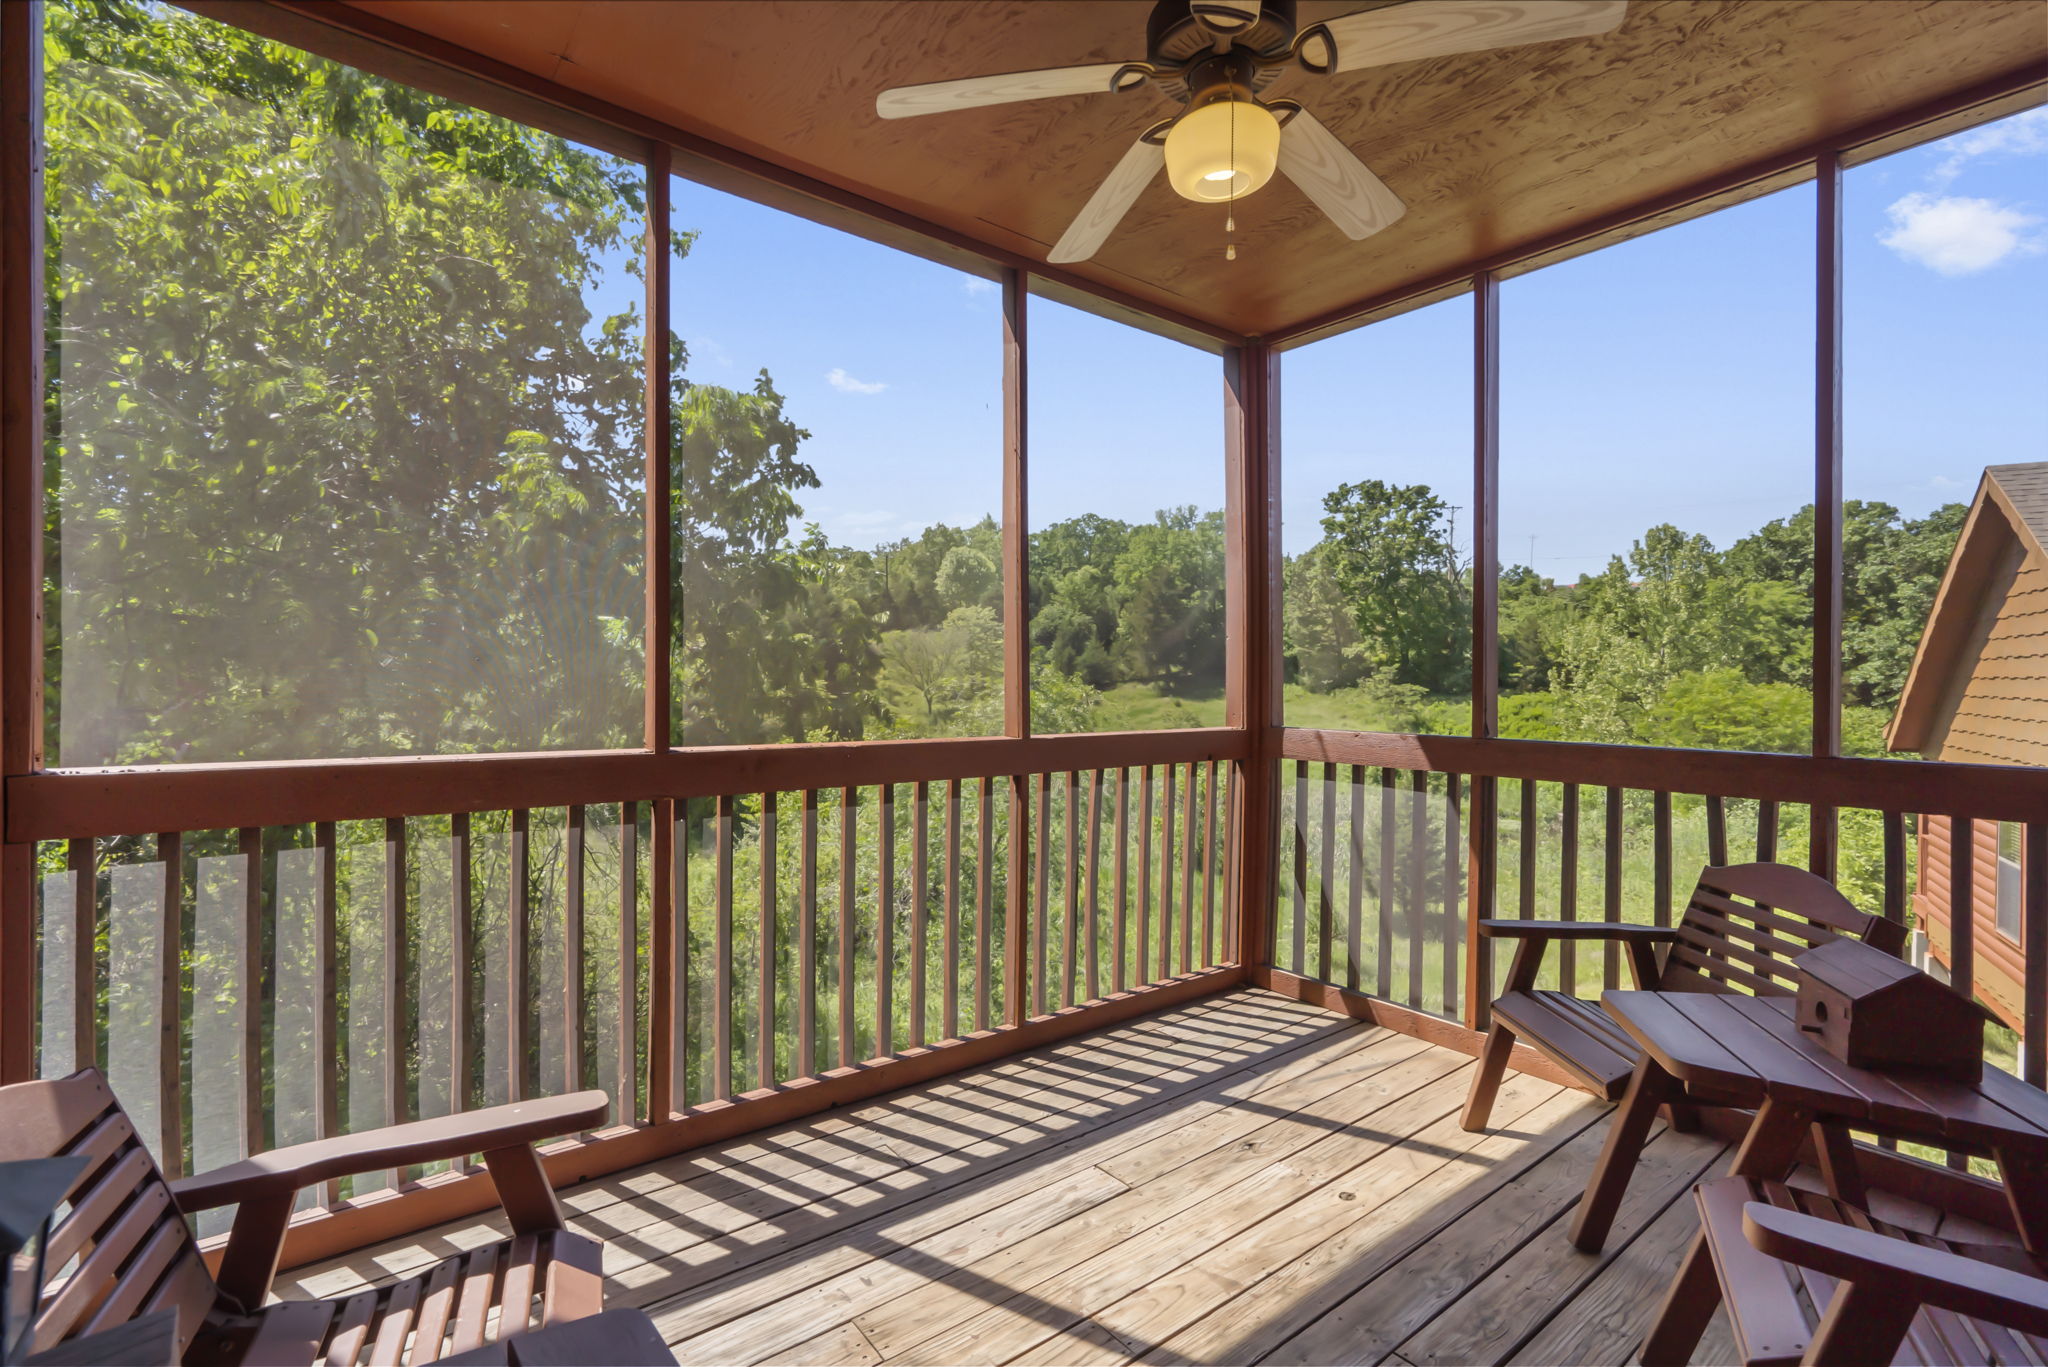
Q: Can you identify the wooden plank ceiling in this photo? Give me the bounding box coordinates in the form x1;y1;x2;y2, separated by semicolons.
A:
339;0;2045;339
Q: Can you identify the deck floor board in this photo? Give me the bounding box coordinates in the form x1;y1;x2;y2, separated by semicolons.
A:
281;988;1747;1364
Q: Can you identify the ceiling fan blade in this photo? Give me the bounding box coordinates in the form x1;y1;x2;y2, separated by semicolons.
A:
1048;139;1165;264
1319;0;1626;73
876;63;1134;120
1277;110;1406;240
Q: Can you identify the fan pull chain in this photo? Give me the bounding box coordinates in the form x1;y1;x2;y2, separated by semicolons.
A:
1226;211;1237;260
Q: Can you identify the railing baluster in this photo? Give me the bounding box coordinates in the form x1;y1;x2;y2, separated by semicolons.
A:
1652;790;1672;928
156;831;184;1178
384;816;408;1183
840;786;858;1065
508;809;530;1104
1139;766;1155;987
1706;795;1729;867
674;804;690;1107
1181;764;1197;975
1161;763;1177;983
944;778;961;1039
1318;763;1335;984
2023;822;2044;1091
1408;771;1427;1011
1006;774;1027;1028
1062;772;1080;1006
1442;775;1461;1017
1882;810;1907;927
910;781;928;1047
759;792;778;1088
1756;799;1780;862
1223;764;1240;964
450;813;472;1144
316;820;340;1204
713;794;734;1101
1086;770;1104;1001
1033;773;1049;1016
239;827;262;1155
1603;788;1623;991
974;777;992;1031
563;806;584;1097
1377;768;1396;999
1196;766;1212;967
1346;765;1364;991
878;783;894;1055
1560;785;1579;996
616;803;636;1120
1291;760;1308;978
1114;768;1130;994
800;788;819;1072
1950;814;1976;1002
1518;779;1537;919
69;837;95;1072
645;800;674;1121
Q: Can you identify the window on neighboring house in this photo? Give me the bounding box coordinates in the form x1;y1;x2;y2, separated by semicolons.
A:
1997;821;2022;942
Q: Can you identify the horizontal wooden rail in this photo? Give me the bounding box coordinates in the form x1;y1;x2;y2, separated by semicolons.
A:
1281;729;2048;825
7;729;1248;841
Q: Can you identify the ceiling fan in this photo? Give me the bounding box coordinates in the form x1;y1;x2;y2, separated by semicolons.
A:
876;0;1628;263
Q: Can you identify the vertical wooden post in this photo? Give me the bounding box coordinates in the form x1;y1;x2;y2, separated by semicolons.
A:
643;143;676;1123
1811;149;1844;878
70;839;94;1070
0;0;48;1085
759;791;778;1087
800;787;820;1069
1002;269;1029;740
1225;344;1280;970
1468;272;1501;1029
644;146;673;754
615;803;636;1118
839;787;858;1063
910;781;928;1045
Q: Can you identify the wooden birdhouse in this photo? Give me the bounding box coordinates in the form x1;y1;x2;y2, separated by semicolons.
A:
1794;938;1987;1083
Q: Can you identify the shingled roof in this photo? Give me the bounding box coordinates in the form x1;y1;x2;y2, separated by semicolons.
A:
1887;462;2048;761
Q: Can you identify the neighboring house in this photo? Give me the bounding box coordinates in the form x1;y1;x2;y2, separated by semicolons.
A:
1886;462;2048;1032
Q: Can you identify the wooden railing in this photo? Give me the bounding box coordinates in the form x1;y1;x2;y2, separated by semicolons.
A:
18;730;1244;1254
1269;729;2048;1120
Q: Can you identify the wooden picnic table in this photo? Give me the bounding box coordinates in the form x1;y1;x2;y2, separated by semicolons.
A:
1571;990;2048;1256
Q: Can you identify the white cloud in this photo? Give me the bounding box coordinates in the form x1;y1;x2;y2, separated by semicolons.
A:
1930;107;2048;186
962;277;998;297
826;367;887;395
1879;192;2043;276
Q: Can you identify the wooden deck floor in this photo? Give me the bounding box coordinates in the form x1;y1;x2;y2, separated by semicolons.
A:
284;988;1758;1366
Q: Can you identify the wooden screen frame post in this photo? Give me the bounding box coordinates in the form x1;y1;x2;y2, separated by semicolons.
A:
1226;343;1281;968
643;142;677;1123
0;0;46;1085
1001;268;1029;1021
1810;149;1844;878
1466;273;1502;1032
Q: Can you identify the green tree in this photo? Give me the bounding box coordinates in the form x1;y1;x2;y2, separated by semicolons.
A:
1315;480;1468;693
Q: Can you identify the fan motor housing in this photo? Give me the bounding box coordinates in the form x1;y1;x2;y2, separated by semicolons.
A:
1147;0;1298;99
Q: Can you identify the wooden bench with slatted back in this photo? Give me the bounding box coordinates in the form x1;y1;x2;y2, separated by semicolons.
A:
1462;861;1910;1132
2;1068;609;1365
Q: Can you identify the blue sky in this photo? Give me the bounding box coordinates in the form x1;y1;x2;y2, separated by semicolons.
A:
630;108;2043;575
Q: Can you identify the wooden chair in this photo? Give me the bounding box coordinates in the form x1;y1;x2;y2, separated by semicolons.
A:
1460;861;1908;1132
1639;1176;2048;1365
2;1067;611;1365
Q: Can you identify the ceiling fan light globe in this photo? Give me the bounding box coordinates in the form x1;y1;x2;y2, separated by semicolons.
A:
1164;98;1280;203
